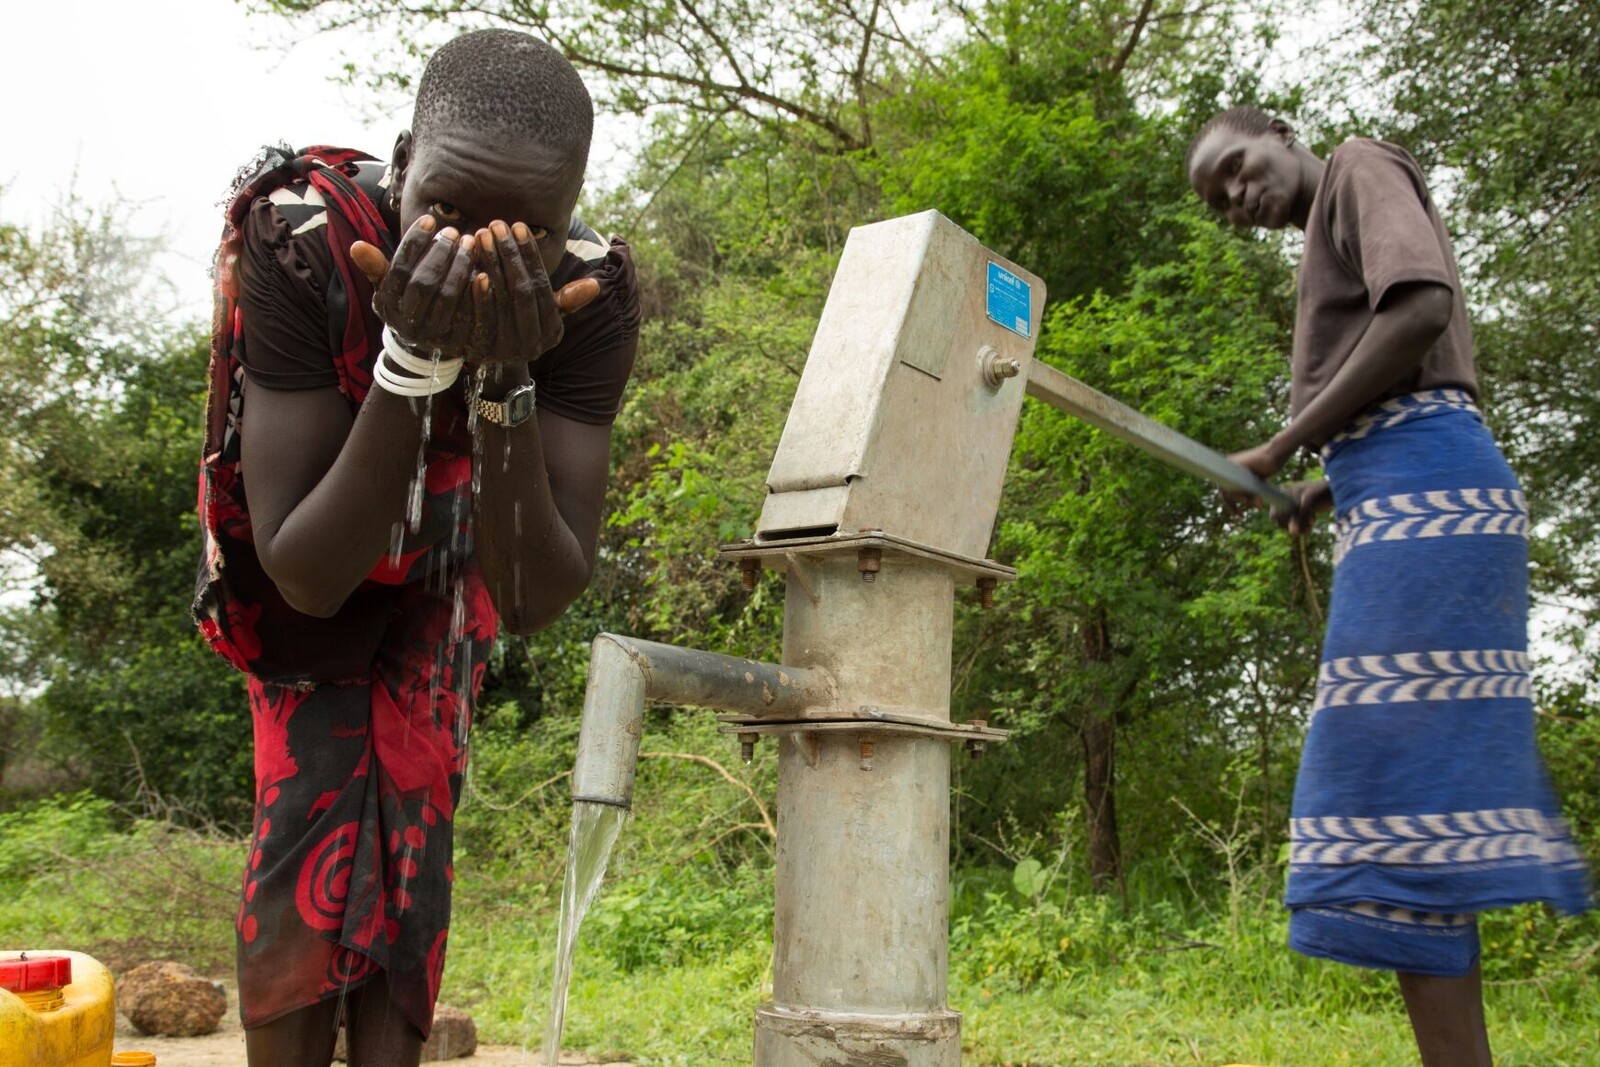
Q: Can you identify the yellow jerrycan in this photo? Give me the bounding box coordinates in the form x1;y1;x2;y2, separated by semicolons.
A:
0;950;116;1067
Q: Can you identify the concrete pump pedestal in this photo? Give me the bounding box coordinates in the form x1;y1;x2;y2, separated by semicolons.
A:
755;1004;962;1067
730;211;1043;1064
573;209;1045;1066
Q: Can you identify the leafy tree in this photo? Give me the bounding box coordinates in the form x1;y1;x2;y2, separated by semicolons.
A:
0;198;248;820
256;0;939;152
865;2;1317;886
1354;0;1600;613
32;333;251;823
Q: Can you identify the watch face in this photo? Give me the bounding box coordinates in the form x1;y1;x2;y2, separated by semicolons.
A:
507;386;537;426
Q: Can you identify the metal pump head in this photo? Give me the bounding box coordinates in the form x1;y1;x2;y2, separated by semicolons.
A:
756;211;1046;560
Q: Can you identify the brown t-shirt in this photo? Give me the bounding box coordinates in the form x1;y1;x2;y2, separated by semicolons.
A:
1290;138;1476;419
237;161;640;425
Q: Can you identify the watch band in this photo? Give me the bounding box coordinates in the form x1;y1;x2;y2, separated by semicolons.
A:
475;381;538;427
474;380;538;428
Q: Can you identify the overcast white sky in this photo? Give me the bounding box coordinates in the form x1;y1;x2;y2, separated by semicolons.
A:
0;1;411;318
0;0;636;322
0;0;1344;324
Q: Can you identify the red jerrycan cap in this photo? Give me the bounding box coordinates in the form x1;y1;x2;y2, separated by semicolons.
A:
0;953;73;992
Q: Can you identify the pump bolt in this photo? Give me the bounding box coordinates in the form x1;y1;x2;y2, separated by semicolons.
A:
966;717;989;759
857;547;883;582
978;345;1023;388
739;732;759;764
739;558;760;591
977;577;997;609
859;738;875;771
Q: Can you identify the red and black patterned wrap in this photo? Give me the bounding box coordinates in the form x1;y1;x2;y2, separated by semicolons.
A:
194;146;499;1037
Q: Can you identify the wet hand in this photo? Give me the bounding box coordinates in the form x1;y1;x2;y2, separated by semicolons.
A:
350;215;477;355
468;221;602;367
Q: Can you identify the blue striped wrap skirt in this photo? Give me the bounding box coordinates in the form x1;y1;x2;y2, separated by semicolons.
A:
1286;390;1591;976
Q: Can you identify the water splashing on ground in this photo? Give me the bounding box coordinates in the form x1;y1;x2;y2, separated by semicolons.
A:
543;800;627;1066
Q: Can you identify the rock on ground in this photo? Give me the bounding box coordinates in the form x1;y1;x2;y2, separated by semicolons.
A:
111;977;630;1066
116;961;228;1038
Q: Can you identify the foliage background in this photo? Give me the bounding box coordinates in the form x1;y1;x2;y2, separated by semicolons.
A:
1;0;1595;1063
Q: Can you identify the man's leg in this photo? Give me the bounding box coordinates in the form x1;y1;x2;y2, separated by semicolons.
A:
344;969;425;1067
244;998;342;1067
1397;961;1493;1067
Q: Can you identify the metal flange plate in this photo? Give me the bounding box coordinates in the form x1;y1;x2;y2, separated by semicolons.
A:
717;716;1007;744
717;530;1016;583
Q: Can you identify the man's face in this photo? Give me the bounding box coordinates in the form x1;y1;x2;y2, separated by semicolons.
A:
1188;123;1301;231
394;127;585;278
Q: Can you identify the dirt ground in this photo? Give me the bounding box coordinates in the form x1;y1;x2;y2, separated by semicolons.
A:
112;982;631;1067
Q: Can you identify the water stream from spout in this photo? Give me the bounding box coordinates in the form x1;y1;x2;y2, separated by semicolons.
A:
542;799;627;1065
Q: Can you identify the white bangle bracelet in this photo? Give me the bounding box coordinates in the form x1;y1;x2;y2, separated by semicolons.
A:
374;326;464;397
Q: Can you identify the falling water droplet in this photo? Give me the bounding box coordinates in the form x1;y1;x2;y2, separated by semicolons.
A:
454;644;473;750
408;361;439;534
407;474;425;535
450;580;466;642
513;562;523;610
466;366;484;435
388;521;405;567
513;500;522;538
471;422;484;495
451;485;467;556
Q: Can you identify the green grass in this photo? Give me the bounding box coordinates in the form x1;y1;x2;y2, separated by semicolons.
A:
3;730;1598;1066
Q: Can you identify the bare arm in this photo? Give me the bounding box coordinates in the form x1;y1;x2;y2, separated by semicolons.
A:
461;222;621;633
472;366;615;634
1232;280;1456;478
242;209;616;626
237;214;477;616
242;381;427;617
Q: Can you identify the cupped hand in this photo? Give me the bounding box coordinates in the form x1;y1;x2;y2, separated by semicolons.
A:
350;215;477;355
467;221;603;367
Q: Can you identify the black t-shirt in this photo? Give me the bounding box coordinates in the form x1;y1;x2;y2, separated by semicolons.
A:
236;160;640;424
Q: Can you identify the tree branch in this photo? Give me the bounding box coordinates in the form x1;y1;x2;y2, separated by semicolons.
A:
1109;0;1159;76
680;0;752;90
639;749;777;838
555;40;863;151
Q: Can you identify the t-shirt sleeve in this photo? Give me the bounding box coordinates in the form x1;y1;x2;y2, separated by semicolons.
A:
532;237;642;425
236;195;341;391
1327;144;1456;311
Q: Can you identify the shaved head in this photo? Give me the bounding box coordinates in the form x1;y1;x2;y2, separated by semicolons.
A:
412;29;593;166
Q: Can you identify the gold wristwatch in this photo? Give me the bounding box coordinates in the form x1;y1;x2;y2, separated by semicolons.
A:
474;381;537;428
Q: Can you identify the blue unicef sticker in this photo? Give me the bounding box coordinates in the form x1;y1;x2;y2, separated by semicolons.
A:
986;262;1032;338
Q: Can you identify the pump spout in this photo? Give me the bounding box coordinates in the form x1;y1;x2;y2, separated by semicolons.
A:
570;633;834;809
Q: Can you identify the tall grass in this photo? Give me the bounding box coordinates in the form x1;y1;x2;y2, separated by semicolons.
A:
2;716;1596;1065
